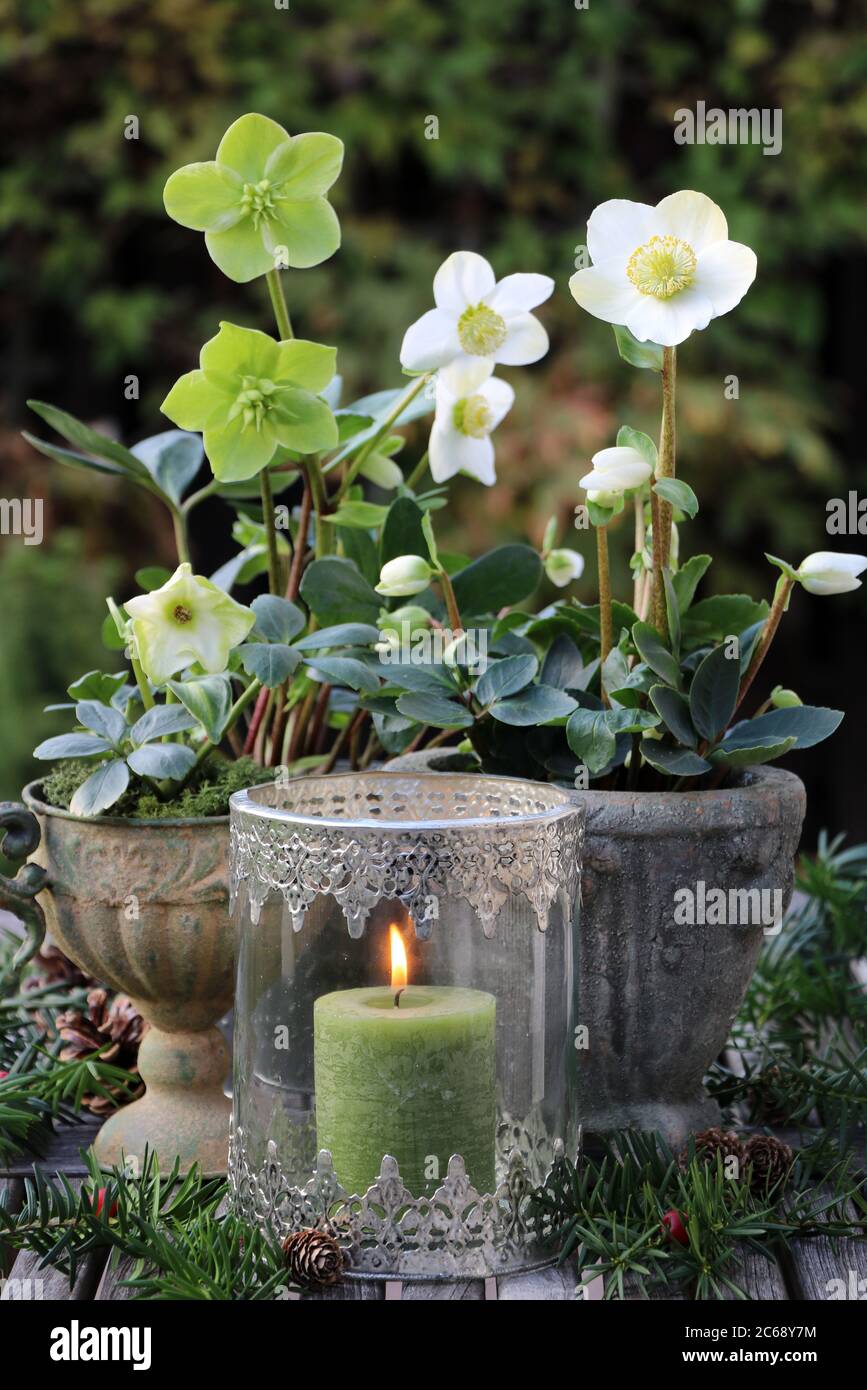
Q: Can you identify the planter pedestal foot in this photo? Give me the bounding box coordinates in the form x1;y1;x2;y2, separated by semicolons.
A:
93;1026;231;1176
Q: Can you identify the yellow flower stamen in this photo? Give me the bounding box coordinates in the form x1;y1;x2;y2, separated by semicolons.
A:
457;303;507;356
626;235;697;300
453;395;493;438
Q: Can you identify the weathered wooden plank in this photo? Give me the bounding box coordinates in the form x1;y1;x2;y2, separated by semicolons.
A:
781;1197;867;1301
303;1276;385;1301
498;1263;577;1301
0;1117;102;1180
720;1247;788;1301
0;1177;24;1278
622;1269;688;1300
95;1253;142;1301
1;1178;107;1301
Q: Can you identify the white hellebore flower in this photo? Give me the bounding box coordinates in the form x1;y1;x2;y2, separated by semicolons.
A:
569;190;757;347
796;552;867;596
579;445;653;506
375;555;433;598
401;251;553;393
124;563;255;686
545;549;585;588
429;374;515;486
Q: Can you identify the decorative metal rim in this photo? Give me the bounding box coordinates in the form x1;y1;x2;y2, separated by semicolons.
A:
229;770;583;936
229;769;581;834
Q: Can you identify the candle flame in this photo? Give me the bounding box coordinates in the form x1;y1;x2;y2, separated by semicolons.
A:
389;924;408;990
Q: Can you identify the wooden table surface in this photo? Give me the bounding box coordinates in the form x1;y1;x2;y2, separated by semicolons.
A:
1;1118;864;1302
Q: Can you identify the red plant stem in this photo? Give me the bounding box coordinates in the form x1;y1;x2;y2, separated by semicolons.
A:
304;683;332;758
243;686;271;757
288;473;313;601
733;576;795;722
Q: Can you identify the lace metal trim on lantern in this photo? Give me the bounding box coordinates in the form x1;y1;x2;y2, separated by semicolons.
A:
229;772;583;938
228;1125;564;1279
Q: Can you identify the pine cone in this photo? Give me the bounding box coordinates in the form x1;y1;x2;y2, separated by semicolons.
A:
743;1134;793;1193
24;943;92;992
680;1127;746;1173
746;1064;791;1127
56;987;146;1114
282;1229;345;1289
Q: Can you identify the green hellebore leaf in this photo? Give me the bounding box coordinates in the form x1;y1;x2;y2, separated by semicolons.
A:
69;760;131;818
250;595;306;644
709;736;797;769
566;708;616;775
26;402;154;481
720;706;843;752
451;545;542;617
165;114;344;283
631;622;681;687
293;623;380;651
671;555;711;613
380;497;429;566
358;451;406;490
491;686;576;727
613;325;664;371
305;656;379;692
135;567;173;592
300;557;381;627
476;655;538;706
395;692;474;729
649;684;697;747
653;477;699;520
33;733;113;760
684;594;769;642
324;500;390;530
131;430;204;506
639;742;712;777
75;699;127;746
688;644;741;742
238;643;301;688
129;705;198;745
616;425;658;471
67;671;129;704
166;675;234;744
127;743;197;780
540;635;584;692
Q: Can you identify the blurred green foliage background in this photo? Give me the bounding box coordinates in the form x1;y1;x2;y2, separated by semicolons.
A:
1;0;865;835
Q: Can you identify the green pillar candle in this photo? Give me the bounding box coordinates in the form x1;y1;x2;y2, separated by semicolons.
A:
314;985;496;1198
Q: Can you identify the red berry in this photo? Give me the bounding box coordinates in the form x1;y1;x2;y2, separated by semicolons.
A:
662;1208;689;1246
92;1187;118;1219
0;1070;8;1080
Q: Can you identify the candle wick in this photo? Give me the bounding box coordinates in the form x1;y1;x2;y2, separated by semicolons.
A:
393;987;405;1008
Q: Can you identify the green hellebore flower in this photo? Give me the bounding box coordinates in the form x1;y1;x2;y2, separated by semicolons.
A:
161;321;338;482
164;113;343;283
124;563;255;687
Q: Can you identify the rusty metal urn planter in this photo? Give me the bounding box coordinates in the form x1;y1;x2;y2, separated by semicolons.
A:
0;784;232;1174
387;752;806;1147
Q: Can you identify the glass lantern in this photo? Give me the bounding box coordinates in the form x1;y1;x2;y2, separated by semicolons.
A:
228;771;583;1280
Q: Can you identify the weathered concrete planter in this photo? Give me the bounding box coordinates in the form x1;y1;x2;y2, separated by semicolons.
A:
388;752;806;1147
0;784;232;1174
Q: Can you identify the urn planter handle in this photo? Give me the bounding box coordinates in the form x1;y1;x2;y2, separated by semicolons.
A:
0;802;47;970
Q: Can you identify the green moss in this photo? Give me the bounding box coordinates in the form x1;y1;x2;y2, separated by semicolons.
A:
41;754;272;820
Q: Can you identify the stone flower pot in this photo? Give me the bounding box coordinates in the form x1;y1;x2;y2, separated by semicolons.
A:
0;784;233;1174
387;752;805;1147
